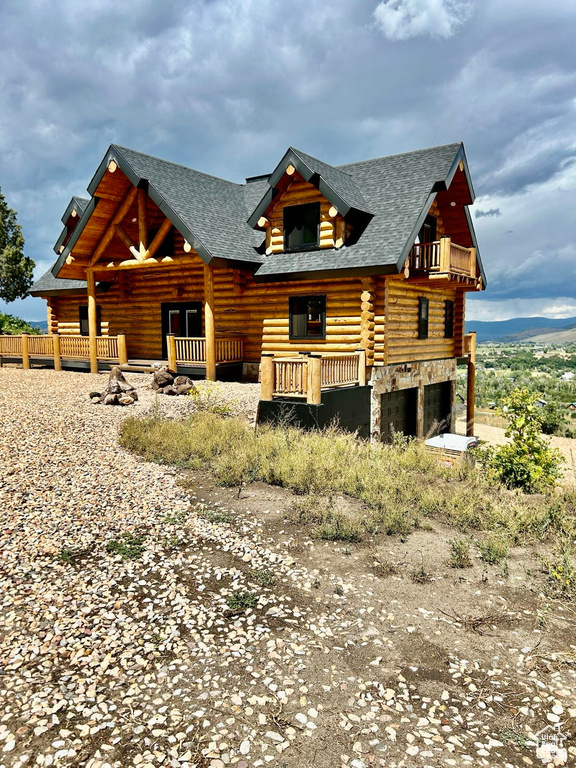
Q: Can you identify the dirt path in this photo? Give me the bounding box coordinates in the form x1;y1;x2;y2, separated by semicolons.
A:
1;368;576;768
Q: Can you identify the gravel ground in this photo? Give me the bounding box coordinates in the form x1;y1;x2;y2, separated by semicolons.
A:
2;368;576;768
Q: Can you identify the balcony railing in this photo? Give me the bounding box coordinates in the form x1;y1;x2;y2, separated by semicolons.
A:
260;351;367;405
169;335;244;367
409;237;476;280
0;334;123;369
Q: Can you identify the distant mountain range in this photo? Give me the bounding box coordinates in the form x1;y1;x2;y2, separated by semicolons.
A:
28;320;48;332
466;316;576;344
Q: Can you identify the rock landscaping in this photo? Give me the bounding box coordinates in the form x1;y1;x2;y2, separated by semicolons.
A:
1;367;575;768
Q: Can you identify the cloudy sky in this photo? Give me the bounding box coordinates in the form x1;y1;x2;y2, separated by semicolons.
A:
1;0;575;322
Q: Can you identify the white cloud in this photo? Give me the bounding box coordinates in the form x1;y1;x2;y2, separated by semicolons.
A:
373;0;474;41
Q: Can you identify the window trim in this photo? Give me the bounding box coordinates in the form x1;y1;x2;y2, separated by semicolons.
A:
444;299;454;339
418;297;429;340
283;202;320;253
289;294;327;340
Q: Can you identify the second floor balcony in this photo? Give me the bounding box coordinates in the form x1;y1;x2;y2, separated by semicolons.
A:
408;237;478;285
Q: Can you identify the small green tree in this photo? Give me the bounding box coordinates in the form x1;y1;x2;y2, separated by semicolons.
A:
540;401;565;436
0;187;34;301
481;388;562;493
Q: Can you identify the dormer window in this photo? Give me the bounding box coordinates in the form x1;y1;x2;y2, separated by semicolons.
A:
284;203;320;252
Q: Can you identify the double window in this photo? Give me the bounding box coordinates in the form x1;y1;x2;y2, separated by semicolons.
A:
284;203;320;252
289;295;326;339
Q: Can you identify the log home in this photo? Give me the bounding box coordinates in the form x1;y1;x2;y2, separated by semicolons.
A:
18;141;486;440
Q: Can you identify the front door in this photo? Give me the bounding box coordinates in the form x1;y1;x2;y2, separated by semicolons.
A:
161;302;202;358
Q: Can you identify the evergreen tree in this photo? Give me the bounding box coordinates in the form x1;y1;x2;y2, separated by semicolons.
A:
0;187;34;301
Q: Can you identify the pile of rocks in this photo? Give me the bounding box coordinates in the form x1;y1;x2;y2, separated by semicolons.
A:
89;367;139;406
152;366;197;396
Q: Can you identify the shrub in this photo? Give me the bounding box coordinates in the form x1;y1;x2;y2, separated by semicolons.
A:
480;388;563;492
541;402;565;436
449;538;472;568
477;534;509;565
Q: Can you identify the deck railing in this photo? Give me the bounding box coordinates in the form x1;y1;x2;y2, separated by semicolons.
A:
171;335;244;366
260;351;366;405
408;238;476;279
0;333;122;368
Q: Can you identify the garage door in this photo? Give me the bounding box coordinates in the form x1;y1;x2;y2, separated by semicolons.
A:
380;388;418;442
424;382;452;437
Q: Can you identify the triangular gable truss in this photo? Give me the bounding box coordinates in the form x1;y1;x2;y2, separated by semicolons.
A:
52;146;214;279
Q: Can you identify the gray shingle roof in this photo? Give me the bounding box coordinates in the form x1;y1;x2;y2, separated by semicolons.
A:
45;141;484;292
29;268;87;296
255;143;467;279
108;145;263;264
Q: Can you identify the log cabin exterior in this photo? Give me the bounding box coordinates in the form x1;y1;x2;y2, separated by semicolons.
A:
20;141;486;440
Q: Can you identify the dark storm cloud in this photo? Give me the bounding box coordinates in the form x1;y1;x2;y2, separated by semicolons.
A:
475;208;501;219
1;0;575;320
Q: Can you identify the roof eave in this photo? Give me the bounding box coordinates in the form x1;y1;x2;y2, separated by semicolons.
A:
253;262;397;283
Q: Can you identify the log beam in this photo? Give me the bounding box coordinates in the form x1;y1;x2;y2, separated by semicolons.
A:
115;223;140;260
138;188;148;258
146;218;172;260
87;270;98;374
89;186;139;266
465;331;477;437
204;263;216;381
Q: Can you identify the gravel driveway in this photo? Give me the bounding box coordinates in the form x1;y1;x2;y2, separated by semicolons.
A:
2;368;576;768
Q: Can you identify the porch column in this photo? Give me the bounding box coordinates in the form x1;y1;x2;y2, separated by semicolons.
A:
203;263;216;381
87;270;98;374
465;332;477;437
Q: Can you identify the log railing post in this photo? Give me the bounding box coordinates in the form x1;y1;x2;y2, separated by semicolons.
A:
52;333;62;372
440;237;451;273
117;333;128;366
356;349;367;386
260;353;274;401
465;331;477;437
21;334;30;370
204;264;216;381
167;334;177;372
307;354;322;405
87;270;98;374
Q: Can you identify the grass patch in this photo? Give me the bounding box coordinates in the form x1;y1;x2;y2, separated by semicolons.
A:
477;534;510;565
106;533;145;560
250;568;276;587
120;411;576;543
197;507;234;524
545;542;576;598
226;590;257;612
448;539;472;569
56;547;87;564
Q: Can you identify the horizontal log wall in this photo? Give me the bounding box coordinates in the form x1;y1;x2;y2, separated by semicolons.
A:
46;249;465;365
385;278;459;363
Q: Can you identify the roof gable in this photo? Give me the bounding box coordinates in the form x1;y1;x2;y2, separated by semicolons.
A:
247;147;373;229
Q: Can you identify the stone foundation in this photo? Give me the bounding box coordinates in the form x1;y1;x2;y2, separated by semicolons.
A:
369;358;457;440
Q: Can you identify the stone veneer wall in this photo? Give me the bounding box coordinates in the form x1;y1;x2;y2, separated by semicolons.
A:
369;359;458;440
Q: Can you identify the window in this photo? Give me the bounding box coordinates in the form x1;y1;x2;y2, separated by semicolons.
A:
444;300;454;338
284;203;320;252
79;305;101;336
418;214;437;244
418;297;429;339
289;295;326;339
